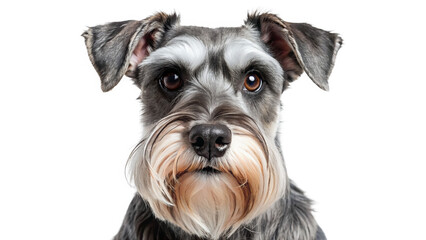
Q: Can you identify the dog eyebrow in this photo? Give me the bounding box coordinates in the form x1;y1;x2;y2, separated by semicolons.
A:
141;35;208;71
223;38;283;76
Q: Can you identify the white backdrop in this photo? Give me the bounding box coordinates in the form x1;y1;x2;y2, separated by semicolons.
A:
1;0;425;239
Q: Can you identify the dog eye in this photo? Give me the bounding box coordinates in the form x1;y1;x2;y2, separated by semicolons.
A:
160;72;183;91
244;72;262;92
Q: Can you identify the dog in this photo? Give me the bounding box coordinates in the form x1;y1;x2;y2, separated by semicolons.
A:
83;12;342;240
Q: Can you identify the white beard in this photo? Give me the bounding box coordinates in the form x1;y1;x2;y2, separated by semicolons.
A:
128;119;287;239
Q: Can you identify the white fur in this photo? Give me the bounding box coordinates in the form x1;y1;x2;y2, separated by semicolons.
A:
141;35;208;71
128;119;286;239
223;38;283;75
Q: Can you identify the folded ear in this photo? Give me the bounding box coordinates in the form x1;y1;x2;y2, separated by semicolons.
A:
82;12;179;92
245;13;342;91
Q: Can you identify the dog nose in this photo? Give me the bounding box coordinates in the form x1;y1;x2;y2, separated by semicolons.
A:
189;124;232;160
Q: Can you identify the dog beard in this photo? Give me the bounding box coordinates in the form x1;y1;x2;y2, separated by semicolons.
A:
128;113;287;239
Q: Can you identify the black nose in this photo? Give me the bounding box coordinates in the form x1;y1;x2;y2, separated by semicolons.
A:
189;124;232;160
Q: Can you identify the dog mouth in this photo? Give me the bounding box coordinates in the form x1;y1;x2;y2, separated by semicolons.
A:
175;166;222;180
198;166;221;174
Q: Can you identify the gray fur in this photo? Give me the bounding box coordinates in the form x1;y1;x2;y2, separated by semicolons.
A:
114;182;322;240
82;13;180;92
83;12;341;240
245;13;342;90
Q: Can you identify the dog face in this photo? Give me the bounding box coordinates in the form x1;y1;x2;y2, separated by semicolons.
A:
83;12;341;239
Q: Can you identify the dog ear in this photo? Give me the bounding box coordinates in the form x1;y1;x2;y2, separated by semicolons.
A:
245;13;342;91
82;12;180;92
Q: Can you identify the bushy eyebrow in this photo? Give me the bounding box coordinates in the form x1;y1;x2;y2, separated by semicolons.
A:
223;38;282;75
141;35;208;72
223;38;283;88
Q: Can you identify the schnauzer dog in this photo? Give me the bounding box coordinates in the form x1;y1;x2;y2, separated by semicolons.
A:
83;12;342;240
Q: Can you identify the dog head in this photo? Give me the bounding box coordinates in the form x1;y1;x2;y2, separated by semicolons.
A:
83;12;341;239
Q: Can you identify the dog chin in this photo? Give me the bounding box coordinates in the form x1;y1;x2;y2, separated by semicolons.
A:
171;172;247;239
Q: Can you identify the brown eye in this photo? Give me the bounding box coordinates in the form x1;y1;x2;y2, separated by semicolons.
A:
244;73;262;92
161;72;183;91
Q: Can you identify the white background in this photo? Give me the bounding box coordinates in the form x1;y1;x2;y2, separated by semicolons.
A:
1;0;425;239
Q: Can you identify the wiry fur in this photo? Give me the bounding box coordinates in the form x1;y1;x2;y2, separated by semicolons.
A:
127;107;286;239
83;11;341;240
114;183;324;240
